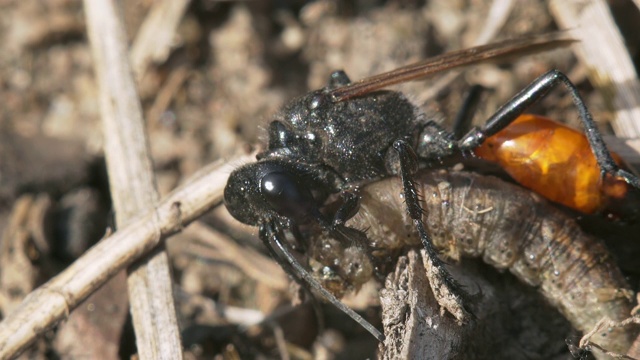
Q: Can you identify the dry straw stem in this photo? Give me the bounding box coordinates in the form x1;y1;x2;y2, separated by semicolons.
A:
0;154;254;359
84;0;188;358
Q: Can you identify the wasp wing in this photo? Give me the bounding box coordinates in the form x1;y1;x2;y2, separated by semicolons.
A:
330;32;576;102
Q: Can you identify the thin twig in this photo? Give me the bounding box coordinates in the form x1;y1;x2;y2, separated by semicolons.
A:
83;1;183;358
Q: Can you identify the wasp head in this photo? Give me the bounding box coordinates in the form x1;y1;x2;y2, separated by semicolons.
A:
224;160;323;227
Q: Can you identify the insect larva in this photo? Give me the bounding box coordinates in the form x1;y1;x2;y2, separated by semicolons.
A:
307;170;637;356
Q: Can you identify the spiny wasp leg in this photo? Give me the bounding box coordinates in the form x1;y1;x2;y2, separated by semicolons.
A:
393;140;472;323
332;191;360;226
259;221;385;342
457;69;640;189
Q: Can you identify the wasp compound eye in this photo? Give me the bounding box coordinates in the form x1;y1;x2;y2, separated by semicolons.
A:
224;161;320;226
224;170;260;226
224;162;276;226
261;171;316;222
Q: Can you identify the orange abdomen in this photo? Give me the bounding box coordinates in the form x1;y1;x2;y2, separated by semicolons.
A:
474;114;628;214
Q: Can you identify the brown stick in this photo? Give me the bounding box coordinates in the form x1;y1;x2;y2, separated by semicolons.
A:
83;1;183;358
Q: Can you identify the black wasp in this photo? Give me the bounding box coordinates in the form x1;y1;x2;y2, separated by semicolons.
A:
223;33;640;342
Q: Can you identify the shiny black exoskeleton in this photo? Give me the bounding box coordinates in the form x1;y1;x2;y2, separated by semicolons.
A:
224;64;640;341
226;72;428;225
224;71;470;341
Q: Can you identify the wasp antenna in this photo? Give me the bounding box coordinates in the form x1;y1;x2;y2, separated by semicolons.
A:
259;222;385;342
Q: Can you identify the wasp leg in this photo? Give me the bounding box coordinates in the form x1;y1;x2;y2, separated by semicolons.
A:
451;84;486;140
393;139;472;323
303;187;368;247
327;191;372;248
332;191;360;226
330;191;385;278
259;221;385;342
457;69;640;189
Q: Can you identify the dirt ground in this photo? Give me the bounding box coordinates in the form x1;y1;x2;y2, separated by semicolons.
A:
1;0;640;359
